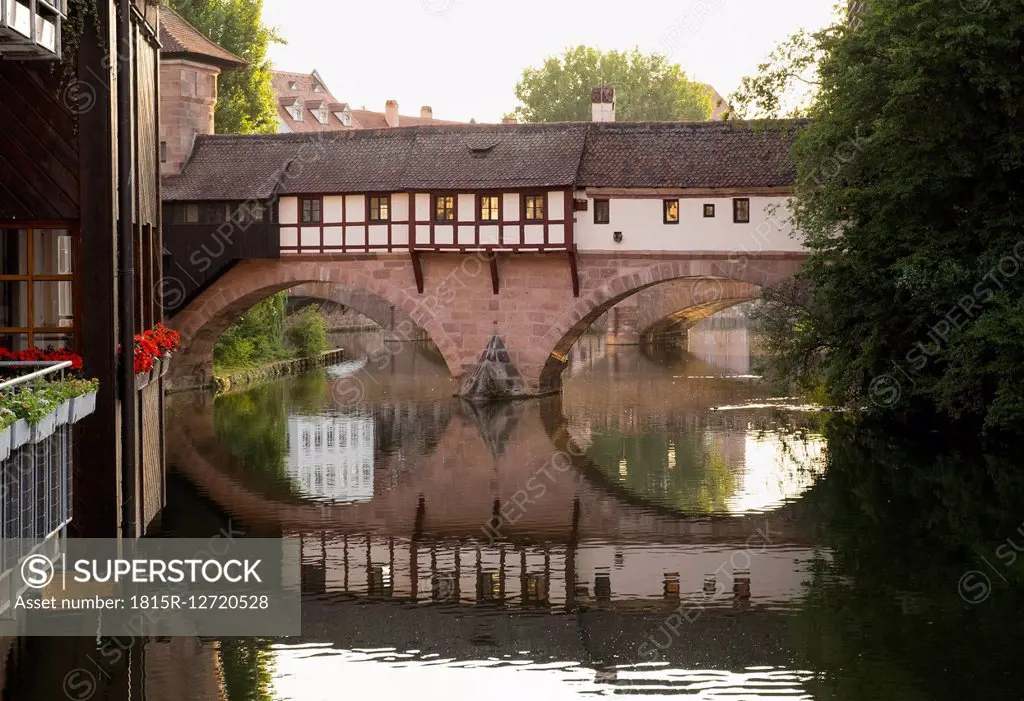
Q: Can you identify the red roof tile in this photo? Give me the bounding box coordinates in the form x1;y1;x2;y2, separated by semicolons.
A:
162;120;805;201
159;7;246;69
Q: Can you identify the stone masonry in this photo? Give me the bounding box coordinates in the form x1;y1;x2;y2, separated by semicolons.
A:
167;251;806;396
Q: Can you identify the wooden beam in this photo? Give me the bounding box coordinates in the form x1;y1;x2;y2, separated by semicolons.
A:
411;250;424;294
568;249;580;298
585;186;792;199
489;252;499;294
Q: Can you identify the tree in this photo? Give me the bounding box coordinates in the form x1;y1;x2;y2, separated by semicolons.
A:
754;0;1024;432
727;28;829;119
169;0;281;134
510;46;712;123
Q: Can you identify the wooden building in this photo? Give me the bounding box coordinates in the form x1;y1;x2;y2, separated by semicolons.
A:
0;0;165;538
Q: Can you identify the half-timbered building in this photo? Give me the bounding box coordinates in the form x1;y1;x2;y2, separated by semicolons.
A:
0;0;165;540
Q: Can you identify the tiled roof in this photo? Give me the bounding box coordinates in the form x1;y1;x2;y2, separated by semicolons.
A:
271;70;346;133
162;121;805;201
159;7;246;69
348;108;462;130
577;121;806;189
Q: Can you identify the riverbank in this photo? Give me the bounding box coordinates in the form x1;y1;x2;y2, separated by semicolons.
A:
212;347;345;395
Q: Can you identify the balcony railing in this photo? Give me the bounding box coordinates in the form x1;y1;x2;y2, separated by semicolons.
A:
0;361;78;616
0;0;64;59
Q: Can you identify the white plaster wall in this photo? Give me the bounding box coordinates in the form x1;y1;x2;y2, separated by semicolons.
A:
547;190;565;219
575;195;804;252
347;226;366;247
392;224;409;246
280;197;298;225
415;194;430;220
502;193;519;222
344;195;366;222
392;193;410;221
300;227;319;247
368;225;389;246
324;227;343;247
324;196;344;224
280;227;297;247
549;224;565;245
457;194;475;222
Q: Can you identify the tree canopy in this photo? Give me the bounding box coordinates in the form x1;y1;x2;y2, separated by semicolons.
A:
753;0;1024;433
510;46;712;123
169;0;281;134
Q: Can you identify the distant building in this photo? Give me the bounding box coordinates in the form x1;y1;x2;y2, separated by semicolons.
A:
849;1;868;28
272;69;461;133
159;6;247;176
701;84;733;121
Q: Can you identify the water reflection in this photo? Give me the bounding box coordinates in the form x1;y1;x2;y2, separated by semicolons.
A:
8;316;1024;700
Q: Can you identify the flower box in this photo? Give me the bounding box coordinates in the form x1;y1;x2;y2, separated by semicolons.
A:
160;355;171;377
136;371;150;390
0;426;10;462
30;411;57;443
69;391;97;423
53;399;71;426
149;358;162;386
10;418;31;452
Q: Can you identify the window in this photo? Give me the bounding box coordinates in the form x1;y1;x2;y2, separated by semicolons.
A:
703;204;716;218
434;195;456;222
160;141;167;163
594;198;610;224
185;204;199;223
524;194;545;221
312;82;322;92
663;199;680;224
288;80;298;90
368;195;390;222
301;197;322;224
733;198;750;223
0;226;75;351
294;98;304;122
479;195;500;221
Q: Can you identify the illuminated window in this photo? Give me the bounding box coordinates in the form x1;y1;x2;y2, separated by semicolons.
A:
524;194;545;221
733;198;750;223
663;199;680;224
594;199;610;224
479;195;500;221
301;197;322;224
0;227;75;351
368;196;390;222
433;195;456;222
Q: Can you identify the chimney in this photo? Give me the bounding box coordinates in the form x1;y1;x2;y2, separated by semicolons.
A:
385;100;400;127
420;105;433;120
591;85;616;122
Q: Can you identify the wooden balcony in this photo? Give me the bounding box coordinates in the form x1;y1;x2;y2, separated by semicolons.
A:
0;0;64;59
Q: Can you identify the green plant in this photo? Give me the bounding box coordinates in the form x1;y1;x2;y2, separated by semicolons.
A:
285;306;328;359
0;378;99;426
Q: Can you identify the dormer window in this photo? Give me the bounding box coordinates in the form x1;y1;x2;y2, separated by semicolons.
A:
312;82;322;92
293;98;304;122
288;80;298;90
315;106;328;125
340;111;352;127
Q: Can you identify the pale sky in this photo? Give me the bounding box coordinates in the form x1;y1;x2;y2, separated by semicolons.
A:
263;0;838;123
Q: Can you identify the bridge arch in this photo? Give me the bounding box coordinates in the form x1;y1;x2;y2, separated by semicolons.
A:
533;256;800;393
634;279;761;341
167;259;461;390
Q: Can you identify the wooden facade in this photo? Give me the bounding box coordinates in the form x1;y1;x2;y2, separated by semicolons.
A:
0;0;166;538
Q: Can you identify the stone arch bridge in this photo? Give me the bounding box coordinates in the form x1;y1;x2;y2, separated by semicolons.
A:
168;251;803;394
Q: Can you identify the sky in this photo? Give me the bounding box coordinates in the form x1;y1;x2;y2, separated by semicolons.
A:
262;0;839;123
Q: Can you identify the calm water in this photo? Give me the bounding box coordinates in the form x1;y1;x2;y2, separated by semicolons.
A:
6;315;1024;700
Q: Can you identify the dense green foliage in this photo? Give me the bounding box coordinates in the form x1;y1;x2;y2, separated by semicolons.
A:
213;293;289;370
285;305;329;359
510;46;712;123
752;0;1024;432
169;0;281;134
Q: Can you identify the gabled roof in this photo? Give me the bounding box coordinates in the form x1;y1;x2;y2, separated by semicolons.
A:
162;121;806;201
159;6;246;69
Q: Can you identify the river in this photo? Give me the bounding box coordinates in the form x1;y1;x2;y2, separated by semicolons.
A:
5;311;1024;700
